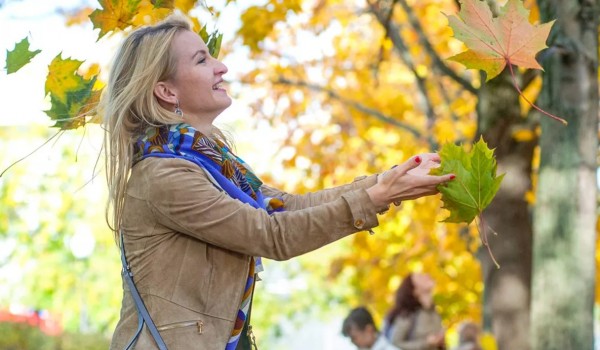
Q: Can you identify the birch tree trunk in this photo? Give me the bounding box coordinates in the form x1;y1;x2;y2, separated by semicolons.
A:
531;0;599;348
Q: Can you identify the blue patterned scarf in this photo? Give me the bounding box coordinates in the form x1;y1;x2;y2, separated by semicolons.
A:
133;123;283;349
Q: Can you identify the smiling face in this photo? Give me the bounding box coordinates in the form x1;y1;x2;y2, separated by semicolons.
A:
155;29;231;131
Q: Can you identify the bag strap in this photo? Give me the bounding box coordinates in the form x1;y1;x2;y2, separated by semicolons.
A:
120;231;168;350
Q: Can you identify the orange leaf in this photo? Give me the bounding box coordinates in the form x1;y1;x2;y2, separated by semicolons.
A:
89;0;142;39
447;0;554;81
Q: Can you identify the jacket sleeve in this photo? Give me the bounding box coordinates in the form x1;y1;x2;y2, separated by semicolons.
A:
140;158;381;261
259;175;379;211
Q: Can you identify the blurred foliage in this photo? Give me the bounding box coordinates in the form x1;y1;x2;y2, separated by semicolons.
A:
0;322;109;350
0;126;121;335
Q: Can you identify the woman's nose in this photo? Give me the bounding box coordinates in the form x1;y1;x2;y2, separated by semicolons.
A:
214;60;228;75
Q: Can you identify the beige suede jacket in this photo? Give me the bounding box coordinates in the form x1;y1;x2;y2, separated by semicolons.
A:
110;157;383;350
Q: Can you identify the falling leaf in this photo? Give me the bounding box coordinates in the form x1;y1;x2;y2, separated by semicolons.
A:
45;77;97;129
45;54;86;104
431;137;504;224
44;54;99;129
89;0;142;39
132;0;171;26
446;0;566;125
5;37;41;74
446;0;554;81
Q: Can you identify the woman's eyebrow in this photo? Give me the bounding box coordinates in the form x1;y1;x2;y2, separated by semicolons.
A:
192;49;208;59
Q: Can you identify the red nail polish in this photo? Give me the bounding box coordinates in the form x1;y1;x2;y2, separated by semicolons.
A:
415;156;421;163
450;174;456;180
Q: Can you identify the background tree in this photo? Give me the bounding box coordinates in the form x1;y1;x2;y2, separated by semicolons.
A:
531;0;598;349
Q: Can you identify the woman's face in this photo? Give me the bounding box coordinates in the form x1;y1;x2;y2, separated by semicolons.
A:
167;30;232;123
412;273;435;296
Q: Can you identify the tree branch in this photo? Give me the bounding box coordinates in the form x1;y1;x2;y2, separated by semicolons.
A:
367;0;437;133
274;77;425;140
394;0;478;94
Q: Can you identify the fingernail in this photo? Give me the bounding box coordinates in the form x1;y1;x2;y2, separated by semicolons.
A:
450;174;456;180
415;156;421;164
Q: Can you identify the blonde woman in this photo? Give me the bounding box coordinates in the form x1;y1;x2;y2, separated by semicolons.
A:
102;14;455;350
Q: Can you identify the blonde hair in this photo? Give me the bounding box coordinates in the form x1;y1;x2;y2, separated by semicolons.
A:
101;14;192;241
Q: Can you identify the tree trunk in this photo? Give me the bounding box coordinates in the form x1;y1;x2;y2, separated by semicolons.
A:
477;70;535;350
531;0;599;349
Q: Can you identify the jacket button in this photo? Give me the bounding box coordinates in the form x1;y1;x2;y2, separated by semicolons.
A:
354;219;365;229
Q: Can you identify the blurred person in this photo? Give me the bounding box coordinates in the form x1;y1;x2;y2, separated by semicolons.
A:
384;273;445;350
451;322;482;350
342;307;400;350
101;13;455;350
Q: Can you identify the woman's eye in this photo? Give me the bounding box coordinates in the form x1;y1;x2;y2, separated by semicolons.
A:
198;57;206;64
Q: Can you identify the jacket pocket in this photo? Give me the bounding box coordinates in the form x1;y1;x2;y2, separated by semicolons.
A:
157;320;204;334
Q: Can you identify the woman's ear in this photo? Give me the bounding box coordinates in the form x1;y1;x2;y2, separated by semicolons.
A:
154;81;177;106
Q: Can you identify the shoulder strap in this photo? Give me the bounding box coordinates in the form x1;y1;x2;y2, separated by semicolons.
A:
120;232;168;350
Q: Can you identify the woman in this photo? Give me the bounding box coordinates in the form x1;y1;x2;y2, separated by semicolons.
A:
101;14;455;350
385;273;446;350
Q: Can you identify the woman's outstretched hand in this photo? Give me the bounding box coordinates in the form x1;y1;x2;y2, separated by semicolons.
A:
366;153;455;208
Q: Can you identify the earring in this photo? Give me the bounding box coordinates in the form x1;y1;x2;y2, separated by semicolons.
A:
174;99;183;117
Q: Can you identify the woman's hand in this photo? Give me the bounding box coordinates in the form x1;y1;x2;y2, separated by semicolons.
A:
366;153;455;208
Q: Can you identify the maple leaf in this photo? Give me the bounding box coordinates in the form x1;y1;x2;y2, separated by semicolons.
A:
45;54;86;104
176;0;199;13
89;0;142;39
5;37;41;74
431;137;504;224
132;0;171;26
447;0;554;81
446;0;566;125
44;54;99;129
431;137;504;267
45;77;98;129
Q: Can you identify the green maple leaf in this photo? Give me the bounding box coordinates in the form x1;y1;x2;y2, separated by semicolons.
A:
431;137;504;224
446;0;554;81
44;54;99;130
5;37;41;74
45;54;86;104
45;77;97;129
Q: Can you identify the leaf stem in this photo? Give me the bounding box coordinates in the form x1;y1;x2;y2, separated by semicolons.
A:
0;129;63;178
476;214;500;268
507;62;567;125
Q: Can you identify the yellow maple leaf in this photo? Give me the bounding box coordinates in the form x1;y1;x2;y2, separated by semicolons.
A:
45;54;84;104
175;0;197;14
89;0;141;39
132;0;170;26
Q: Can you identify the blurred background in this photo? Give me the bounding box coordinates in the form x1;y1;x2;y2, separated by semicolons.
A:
0;0;598;349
